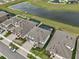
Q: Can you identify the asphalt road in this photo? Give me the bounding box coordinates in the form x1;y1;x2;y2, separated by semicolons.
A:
0;41;26;59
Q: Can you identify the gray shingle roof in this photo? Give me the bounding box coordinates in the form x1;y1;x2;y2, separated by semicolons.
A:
2;16;21;26
26;27;51;44
0;11;8;17
0;27;5;34
11;18;37;37
46;30;76;59
1;16;38;37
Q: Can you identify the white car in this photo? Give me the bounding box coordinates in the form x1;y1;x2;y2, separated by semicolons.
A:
9;46;16;52
12;49;16;52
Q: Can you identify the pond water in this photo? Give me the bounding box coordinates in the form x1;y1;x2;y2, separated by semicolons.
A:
10;2;79;27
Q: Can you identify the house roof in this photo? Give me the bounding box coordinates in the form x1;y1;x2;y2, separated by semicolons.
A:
7;24;15;30
0;27;5;34
2;16;21;26
46;30;76;59
12;18;38;37
26;27;51;44
1;16;38;37
0;11;8;17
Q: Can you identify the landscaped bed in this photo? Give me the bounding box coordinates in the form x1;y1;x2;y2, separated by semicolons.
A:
9;43;19;50
13;37;26;46
9;37;26;50
0;37;3;40
4;31;11;37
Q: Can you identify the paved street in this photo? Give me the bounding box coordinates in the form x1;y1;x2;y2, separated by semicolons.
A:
0;33;41;59
0;41;26;59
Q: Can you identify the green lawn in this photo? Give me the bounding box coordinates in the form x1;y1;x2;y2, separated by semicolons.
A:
30;48;50;59
4;31;11;37
9;43;19;50
13;37;26;46
27;0;79;12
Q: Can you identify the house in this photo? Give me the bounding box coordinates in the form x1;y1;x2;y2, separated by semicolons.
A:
46;30;76;59
1;16;38;37
60;0;78;3
0;26;5;34
26;26;53;48
0;11;11;23
2;16;23;26
2;16;21;30
49;0;78;3
0;15;53;48
12;19;38;37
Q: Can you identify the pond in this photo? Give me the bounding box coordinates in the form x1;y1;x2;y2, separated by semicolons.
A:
10;2;79;27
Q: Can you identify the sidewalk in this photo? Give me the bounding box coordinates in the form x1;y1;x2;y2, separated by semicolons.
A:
17;40;34;58
0;34;41;59
1;34;17;46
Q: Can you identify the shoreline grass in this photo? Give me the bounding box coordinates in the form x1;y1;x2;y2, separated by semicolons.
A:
0;0;79;35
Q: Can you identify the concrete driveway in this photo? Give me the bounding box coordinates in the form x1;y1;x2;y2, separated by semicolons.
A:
0;41;26;59
17;40;34;58
1;34;17;46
